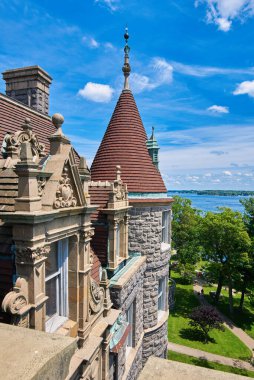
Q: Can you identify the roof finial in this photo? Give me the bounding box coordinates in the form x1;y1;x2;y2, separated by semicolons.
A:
122;27;131;90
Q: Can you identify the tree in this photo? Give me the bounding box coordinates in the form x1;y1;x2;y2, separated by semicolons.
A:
200;208;251;314
240;197;254;238
239;197;254;310
189;305;224;343
172;196;202;272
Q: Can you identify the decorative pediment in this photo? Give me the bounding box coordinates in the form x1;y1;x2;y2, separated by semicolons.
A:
3;118;46;159
54;165;77;209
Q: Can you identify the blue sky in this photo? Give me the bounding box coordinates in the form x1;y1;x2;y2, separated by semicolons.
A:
1;0;254;190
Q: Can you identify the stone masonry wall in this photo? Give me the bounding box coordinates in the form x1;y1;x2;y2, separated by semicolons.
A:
142;320;168;365
7;88;49;114
109;260;145;380
128;205;171;363
126;343;143;380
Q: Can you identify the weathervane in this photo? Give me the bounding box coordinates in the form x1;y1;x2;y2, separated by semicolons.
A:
122;27;131;90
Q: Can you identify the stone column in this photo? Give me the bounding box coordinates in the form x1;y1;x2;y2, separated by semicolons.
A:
14;244;50;331
78;228;93;344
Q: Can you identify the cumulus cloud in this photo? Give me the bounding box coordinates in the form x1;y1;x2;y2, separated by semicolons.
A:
233;80;254;97
223;170;232;176
94;0;119;11
207;105;229;114
78;82;114;103
195;0;254;32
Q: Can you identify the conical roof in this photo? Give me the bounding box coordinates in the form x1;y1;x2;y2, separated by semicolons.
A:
91;89;167;193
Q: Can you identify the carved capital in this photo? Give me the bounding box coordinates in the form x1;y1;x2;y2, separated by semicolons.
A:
16;245;50;264
80;229;94;242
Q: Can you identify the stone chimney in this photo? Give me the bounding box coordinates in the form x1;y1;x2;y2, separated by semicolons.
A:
2;66;52;115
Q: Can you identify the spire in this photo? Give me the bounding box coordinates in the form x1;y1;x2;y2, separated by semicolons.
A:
146;127;160;170
122;27;131;90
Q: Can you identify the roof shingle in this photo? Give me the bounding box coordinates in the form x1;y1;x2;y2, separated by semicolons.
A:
91;90;167;193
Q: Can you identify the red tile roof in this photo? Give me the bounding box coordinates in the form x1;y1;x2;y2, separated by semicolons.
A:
0;94;55;154
91;90;167;193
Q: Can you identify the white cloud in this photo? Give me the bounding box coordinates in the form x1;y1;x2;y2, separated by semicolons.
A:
152;58;173;86
78;82;114;103
204;173;212;177
195;0;254;32
212;179;221;183
130;58;173;93
223;170;232;176
207;105;229;114
172;61;254;77
233;80;254;97
82;36;100;49
94;0;119;11
104;42;115;50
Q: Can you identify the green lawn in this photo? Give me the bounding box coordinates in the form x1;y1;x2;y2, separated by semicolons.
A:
168;350;254;378
168;271;252;360
203;284;254;340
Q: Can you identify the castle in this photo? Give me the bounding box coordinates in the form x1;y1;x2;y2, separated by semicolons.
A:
0;31;172;380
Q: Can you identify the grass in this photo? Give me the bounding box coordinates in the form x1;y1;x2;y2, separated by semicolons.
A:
168;271;252;360
167;350;254;378
203;284;254;340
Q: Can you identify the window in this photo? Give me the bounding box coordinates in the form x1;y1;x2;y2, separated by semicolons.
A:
126;302;134;349
161;211;169;243
158;277;167;312
45;238;68;333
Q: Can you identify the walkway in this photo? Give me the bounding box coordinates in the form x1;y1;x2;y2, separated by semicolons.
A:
168;342;254;371
194;283;254;354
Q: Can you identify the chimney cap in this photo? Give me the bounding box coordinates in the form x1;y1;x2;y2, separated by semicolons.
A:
2;65;52;84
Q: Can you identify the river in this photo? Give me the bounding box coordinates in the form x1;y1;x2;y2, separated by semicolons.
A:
167;192;251;213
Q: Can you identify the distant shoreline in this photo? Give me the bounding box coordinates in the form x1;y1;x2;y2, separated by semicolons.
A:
168;190;254;197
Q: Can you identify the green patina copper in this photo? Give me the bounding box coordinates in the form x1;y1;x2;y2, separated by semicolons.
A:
146;126;159;169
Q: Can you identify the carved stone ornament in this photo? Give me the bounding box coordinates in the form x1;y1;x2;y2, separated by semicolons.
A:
80;229;94;242
89;278;104;315
84;356;100;380
54;166;77;209
115;183;125;201
4;118;46;158
38;176;47;197
2;278;30;328
16;245;50;263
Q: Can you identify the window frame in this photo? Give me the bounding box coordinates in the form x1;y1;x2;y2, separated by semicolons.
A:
45;238;69;333
158;277;167;314
161;211;169;243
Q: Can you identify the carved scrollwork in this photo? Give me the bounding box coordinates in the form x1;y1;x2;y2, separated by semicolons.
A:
2;278;30;328
4;118;46;158
54;166;77;209
89;278;104;315
16;245;50;263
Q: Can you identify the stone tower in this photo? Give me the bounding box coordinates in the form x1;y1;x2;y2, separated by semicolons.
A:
146;127;159;169
2;66;52;115
91;30;172;370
